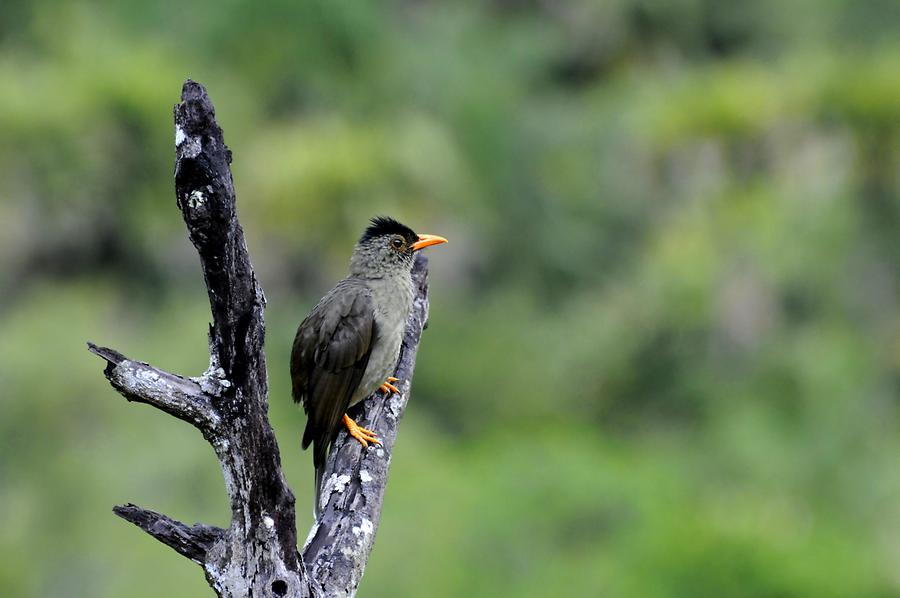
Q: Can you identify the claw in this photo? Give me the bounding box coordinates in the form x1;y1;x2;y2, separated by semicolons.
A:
378;377;401;396
343;414;380;447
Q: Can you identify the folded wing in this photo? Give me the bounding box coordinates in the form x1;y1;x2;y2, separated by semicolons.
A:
291;279;376;472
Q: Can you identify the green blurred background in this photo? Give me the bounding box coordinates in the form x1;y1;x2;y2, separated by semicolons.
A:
2;0;899;596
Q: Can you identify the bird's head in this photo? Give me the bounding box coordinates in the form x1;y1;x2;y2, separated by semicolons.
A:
350;216;448;278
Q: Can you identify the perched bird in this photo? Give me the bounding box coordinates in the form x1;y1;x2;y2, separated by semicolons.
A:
291;217;447;512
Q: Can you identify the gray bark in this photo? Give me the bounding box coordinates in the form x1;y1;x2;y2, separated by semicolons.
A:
88;80;431;598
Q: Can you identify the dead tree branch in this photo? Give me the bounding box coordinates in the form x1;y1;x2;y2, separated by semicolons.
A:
87;343;220;436
113;504;225;565
88;80;430;597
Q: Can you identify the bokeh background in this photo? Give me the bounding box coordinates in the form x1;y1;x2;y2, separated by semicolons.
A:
2;1;900;596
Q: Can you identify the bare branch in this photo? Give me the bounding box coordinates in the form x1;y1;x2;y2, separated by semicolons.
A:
87;342;220;436
113;503;224;564
303;253;430;597
174;80;264;381
172;80;303;593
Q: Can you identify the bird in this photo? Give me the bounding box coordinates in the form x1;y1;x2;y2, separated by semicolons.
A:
290;216;447;512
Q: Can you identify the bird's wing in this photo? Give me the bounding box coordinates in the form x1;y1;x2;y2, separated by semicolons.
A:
290;279;376;470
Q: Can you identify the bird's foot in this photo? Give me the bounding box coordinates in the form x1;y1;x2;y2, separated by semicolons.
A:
343;414;380;447
378;376;400;396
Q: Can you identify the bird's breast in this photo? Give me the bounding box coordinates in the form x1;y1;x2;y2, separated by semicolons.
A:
350;275;414;406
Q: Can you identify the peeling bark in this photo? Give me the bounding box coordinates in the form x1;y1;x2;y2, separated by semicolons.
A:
88;80;430;597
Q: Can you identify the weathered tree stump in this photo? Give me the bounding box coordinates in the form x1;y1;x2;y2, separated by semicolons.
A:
88;80;431;597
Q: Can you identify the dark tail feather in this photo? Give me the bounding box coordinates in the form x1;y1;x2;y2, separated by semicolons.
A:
313;439;329;516
314;465;325;515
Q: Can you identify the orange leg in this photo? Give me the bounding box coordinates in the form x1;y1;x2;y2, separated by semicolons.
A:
378;376;400;395
343;414;380;447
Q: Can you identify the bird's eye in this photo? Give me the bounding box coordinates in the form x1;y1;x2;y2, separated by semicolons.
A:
391;237;404;249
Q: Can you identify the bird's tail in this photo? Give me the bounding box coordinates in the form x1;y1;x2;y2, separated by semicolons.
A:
312;440;329;516
313;465;325;516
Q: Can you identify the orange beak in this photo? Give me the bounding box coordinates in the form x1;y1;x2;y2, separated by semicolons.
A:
410;233;448;251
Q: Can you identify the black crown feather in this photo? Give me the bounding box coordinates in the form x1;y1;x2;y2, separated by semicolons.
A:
359;216;417;245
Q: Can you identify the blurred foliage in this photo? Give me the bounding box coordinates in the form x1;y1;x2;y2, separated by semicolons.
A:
1;0;899;596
